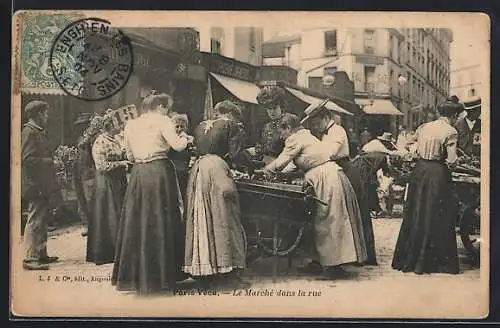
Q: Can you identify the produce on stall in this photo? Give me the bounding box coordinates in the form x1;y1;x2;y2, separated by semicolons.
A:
388;152;481;266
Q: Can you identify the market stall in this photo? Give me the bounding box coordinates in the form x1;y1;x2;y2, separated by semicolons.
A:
232;170;322;281
390;154;481;266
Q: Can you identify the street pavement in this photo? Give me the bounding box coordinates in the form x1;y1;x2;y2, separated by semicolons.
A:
12;217;487;319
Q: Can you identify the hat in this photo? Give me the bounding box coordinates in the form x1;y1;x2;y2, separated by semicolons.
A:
463;96;481;111
256;86;286;106
437;97;464;117
24;100;48;115
300;99;329;125
377;132;393;142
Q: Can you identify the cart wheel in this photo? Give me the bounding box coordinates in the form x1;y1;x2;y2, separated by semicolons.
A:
258;223;306;257
459;206;480;266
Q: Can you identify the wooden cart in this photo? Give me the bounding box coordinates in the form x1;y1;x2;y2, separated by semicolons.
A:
235;178;318;281
452;172;481;266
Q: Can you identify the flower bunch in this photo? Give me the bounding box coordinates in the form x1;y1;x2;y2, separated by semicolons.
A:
53;145;79;173
78;114;105;149
389;153;417;185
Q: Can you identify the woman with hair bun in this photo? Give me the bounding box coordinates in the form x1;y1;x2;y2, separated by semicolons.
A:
256;86;288;160
183;100;250;287
112;93;194;293
392;97;463;275
262;113;368;277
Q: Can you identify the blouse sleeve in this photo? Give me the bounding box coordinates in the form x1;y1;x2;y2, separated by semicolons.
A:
324;125;346;159
92;137;123;172
265;133;302;172
445;131;459;164
124;122;135;162
159;116;189;152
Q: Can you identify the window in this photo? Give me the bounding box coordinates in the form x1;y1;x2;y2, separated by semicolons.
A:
308;76;323;91
389;69;394;94
412;76;417;97
324;67;337;76
364;29;376;54
406;43;410;63
324;30;337;55
406;72;411;100
364;66;376;92
210;38;221;54
389;35;394;58
398;40;403;63
249;28;256;53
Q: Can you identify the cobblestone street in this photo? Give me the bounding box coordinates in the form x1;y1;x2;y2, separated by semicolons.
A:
13;217;487;318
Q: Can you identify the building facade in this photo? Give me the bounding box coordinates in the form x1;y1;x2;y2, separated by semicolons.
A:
450;64;481;102
199;27;264;66
263;27;453;131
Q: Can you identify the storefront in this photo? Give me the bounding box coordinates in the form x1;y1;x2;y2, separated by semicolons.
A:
355;98;404;137
199;52;361;147
199;52;266;146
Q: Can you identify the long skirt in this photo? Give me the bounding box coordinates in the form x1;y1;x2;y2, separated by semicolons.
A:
336;158;377;265
305;162;368;267
392;159;459;274
183;155;246;277
111;159;186;293
86;169;126;265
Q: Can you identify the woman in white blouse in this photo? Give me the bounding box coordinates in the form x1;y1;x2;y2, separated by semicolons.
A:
392;97;462;275
111;93;194;294
262;114;368;277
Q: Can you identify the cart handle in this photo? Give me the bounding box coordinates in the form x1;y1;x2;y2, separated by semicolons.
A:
305;195;328;207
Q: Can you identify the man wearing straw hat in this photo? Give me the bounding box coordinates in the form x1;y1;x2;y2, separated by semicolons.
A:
455;95;481;158
301;99;377;266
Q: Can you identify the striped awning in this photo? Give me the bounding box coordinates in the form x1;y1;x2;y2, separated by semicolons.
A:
285;87;352;116
356;99;403;116
210;73;261;105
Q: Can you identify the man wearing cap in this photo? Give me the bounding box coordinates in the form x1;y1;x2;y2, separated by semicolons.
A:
302;100;377;265
455;96;481;158
21;100;61;270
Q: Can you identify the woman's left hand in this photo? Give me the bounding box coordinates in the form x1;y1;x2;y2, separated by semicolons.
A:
261;167;276;180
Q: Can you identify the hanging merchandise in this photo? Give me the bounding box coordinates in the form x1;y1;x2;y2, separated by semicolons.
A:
110;104;140;129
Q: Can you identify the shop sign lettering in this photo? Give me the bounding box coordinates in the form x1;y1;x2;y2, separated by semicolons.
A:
204;54;256;82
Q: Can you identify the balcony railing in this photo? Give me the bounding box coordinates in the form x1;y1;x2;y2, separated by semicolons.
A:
364;82;375;93
364;46;375;54
324;48;338;57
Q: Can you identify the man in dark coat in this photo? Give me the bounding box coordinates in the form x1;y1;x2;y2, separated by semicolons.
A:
360;127;372;148
455;96;481;157
21;101;61;270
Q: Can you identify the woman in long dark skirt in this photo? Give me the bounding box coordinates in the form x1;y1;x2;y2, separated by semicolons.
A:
112;93;193;293
392;97;463;275
351;151;391;216
86;115;128;265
